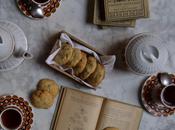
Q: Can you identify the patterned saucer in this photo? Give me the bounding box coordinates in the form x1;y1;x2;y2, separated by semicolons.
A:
0;95;34;130
141;74;175;116
17;0;60;19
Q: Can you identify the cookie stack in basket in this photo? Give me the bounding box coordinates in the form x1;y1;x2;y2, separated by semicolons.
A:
54;42;105;87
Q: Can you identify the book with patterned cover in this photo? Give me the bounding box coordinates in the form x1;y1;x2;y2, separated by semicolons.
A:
93;0;136;27
104;0;149;21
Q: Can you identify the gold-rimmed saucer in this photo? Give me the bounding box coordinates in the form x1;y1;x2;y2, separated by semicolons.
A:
141;74;175;116
16;0;60;19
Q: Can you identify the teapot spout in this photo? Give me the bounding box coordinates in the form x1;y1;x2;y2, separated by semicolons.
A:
23;52;33;60
0;36;3;44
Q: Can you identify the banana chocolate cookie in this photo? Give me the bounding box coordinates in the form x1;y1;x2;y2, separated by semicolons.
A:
73;52;87;76
31;90;54;109
86;63;105;87
54;43;73;65
66;48;82;67
37;79;60;98
79;56;97;80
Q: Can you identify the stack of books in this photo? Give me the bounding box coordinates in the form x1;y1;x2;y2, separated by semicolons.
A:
92;0;149;28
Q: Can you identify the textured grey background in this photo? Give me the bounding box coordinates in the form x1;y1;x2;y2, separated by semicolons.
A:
0;0;175;129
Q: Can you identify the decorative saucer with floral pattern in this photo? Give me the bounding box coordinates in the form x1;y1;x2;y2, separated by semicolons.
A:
141;74;175;116
16;0;61;19
0;95;34;130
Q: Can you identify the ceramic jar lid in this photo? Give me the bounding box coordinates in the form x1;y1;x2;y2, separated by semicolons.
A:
125;33;168;75
0;26;14;62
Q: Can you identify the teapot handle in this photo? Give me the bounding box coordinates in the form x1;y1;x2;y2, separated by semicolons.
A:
23;52;33;60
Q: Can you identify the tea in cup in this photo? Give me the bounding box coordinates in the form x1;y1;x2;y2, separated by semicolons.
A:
0;107;23;130
31;0;51;6
161;84;175;108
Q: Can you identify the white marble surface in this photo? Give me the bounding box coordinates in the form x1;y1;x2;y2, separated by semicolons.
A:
0;0;175;130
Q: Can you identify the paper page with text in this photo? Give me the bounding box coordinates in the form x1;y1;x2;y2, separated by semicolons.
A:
53;88;104;130
96;99;143;130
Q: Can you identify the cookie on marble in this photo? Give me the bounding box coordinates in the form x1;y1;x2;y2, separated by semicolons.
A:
54;42;73;65
79;56;97;80
103;127;119;130
86;63;105;87
73;52;87;76
65;48;82;67
31;90;54;109
37;79;60;98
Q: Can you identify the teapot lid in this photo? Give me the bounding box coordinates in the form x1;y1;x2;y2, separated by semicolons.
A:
125;33;168;75
0;26;14;62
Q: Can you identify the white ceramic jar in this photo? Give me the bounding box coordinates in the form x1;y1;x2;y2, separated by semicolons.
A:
125;33;168;75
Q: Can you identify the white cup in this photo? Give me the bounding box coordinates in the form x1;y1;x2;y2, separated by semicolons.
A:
0;107;23;130
31;0;50;6
160;84;175;108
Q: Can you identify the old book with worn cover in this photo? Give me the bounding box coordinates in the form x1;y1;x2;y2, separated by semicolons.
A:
51;88;143;130
104;0;149;21
93;0;136;27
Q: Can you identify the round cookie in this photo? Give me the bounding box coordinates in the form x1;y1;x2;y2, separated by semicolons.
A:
31;90;54;109
79;56;97;80
54;42;73;65
86;63;105;87
73;52;87;76
37;79;60;98
103;127;119;130
66;48;82;67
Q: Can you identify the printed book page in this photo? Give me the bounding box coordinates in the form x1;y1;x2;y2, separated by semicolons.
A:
53;88;104;130
96;99;143;130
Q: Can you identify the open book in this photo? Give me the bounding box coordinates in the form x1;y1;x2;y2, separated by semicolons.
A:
51;88;143;130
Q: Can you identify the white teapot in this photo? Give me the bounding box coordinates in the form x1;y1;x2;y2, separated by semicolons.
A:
0;21;32;71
